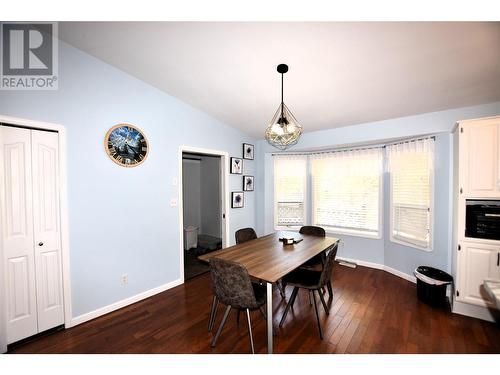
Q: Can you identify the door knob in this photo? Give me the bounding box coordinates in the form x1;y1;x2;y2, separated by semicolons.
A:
38;242;44;246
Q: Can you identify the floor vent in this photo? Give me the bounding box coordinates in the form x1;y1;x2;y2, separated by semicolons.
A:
337;259;357;268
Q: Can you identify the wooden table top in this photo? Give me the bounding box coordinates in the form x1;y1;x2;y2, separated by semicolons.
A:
198;231;339;283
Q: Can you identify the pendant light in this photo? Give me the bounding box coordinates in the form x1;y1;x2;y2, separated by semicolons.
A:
265;64;302;150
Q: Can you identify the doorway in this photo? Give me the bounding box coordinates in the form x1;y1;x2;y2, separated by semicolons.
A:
179;147;228;281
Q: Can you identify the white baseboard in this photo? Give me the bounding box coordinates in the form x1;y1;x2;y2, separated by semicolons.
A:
67;278;183;328
383;265;417;283
336;256;383;271
336;257;417;283
452;300;497;323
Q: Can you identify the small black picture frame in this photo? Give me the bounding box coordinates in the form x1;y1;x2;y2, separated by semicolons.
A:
243;175;254;191
243;143;254;160
230;157;243;174
231;192;244;208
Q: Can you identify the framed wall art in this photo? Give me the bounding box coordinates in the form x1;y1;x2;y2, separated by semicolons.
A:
243;143;254;160
243;175;254;191
230;157;243;174
231;192;244;208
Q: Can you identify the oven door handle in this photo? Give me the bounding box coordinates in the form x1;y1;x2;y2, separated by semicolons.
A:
484;213;500;217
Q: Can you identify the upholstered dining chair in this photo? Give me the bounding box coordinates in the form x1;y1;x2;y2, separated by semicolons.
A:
208;227;257;332
236;227;286;300
279;241;339;340
208;257;267;354
297;225;333;298
235;227;257;244
208;227;285;333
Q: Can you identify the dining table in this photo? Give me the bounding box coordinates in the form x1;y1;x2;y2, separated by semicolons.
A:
198;230;340;354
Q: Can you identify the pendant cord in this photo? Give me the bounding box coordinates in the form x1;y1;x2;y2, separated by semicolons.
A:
280;73;284;121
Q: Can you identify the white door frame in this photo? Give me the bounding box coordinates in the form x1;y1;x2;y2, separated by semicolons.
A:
178;146;229;283
0;115;72;351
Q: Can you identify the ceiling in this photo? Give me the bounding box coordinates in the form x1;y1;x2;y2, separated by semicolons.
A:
59;22;500;138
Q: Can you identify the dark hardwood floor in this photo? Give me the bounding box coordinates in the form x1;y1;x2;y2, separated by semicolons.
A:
8;264;500;354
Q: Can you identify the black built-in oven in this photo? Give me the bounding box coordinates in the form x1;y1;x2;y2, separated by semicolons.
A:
465;200;500;241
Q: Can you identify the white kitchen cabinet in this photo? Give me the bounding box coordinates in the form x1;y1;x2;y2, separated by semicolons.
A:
457;241;500;307
460;118;500;198
453;116;500;322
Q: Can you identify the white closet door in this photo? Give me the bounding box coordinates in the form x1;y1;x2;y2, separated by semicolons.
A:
31;130;64;332
0;126;38;344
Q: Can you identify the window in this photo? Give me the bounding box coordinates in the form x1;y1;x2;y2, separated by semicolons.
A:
274;155;307;227
311;148;383;237
387;138;434;250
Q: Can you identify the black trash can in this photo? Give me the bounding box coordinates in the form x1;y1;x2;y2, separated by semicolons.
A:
414;266;453;307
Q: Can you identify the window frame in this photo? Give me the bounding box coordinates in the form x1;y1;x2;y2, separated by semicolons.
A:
273;156;308;230
311;158;384;239
273;151;384;239
388;149;435;252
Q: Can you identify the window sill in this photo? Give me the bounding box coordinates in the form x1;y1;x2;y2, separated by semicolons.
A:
322;226;381;240
274;225;382;240
275;226;301;232
390;236;432;252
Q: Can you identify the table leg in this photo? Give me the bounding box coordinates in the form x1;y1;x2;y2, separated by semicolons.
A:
266;282;273;354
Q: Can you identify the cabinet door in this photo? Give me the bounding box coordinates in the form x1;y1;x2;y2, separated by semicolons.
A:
458;242;500;306
31;130;64;332
463;122;499;197
0;126;38;344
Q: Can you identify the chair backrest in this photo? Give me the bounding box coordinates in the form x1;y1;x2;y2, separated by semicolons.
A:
299;226;326;237
318;242;339;288
209;257;258;309
235;227;257;244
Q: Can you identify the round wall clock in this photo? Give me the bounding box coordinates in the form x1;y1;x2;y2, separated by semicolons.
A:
104;123;149;167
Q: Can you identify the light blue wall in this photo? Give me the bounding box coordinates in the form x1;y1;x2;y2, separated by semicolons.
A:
256;102;500;275
0;41;257;317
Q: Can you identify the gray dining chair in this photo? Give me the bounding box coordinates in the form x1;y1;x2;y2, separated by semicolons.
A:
297;225;333;298
279;242;339;339
209;257;267;353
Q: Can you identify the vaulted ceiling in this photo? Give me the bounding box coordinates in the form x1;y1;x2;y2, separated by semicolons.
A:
60;22;500;138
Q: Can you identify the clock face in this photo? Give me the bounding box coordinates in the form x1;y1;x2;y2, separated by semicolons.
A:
105;124;148;167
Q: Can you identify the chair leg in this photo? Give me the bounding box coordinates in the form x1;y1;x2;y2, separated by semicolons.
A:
236;309;241;325
245;309;255;354
318;288;329;315
279;287;298;327
208;296;219;331
211;305;231;347
276;281;286;299
309;290;313;306
259;306;267;320
312;290;323;340
327;280;333;299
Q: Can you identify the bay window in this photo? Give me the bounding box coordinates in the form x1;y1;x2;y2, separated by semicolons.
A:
272;136;434;250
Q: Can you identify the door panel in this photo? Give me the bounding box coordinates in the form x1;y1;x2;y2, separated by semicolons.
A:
465;123;499;197
31;130;64;332
6;256;37;342
460;242;500;306
0;126;38;344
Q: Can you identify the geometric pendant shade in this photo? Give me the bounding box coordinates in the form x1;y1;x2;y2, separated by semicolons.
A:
265;64;302;150
265;102;302;150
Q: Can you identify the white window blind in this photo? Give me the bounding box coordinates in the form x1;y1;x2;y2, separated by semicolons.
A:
274;155;307;227
387;138;434;250
311;148;383;236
